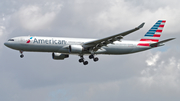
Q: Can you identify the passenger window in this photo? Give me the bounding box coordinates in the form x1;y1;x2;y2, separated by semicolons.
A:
8;39;14;41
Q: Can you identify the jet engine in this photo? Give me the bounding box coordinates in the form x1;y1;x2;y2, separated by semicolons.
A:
52;52;69;60
69;45;83;53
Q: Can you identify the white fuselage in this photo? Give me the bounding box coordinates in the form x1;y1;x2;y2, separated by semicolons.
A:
4;36;151;55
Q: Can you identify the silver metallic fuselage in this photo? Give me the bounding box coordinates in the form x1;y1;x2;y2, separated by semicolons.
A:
4;36;151;55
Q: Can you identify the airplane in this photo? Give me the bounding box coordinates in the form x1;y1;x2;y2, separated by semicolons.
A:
4;20;175;65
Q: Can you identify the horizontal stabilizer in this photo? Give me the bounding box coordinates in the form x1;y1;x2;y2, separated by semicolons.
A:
150;38;175;47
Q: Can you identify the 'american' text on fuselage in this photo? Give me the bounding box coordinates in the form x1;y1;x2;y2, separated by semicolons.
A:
33;38;67;45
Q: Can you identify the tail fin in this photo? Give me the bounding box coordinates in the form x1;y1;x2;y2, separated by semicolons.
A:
140;20;166;42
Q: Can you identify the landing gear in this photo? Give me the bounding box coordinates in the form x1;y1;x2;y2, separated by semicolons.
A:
20;54;24;58
78;54;99;65
89;54;94;59
19;50;24;58
93;57;99;62
79;55;88;65
89;54;99;62
83;61;88;65
79;58;84;63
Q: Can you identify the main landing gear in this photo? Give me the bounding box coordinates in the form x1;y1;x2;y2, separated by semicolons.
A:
20;50;24;58
79;55;88;65
79;54;99;65
89;54;99;62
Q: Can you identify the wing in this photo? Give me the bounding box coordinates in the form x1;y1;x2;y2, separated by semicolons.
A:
83;22;145;52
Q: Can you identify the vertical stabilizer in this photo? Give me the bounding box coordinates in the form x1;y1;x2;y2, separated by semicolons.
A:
140;20;166;42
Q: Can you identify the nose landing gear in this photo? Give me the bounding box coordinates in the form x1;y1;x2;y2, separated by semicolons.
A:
20;54;24;58
19;50;24;58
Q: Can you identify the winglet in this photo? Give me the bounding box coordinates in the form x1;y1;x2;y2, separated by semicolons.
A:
137;22;145;29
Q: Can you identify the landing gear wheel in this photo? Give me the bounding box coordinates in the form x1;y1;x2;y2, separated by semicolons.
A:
20;54;24;58
79;58;84;63
93;57;99;62
89;55;94;59
83;61;88;65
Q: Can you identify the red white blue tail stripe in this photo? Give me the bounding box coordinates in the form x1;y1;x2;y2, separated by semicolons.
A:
140;20;166;42
138;20;166;46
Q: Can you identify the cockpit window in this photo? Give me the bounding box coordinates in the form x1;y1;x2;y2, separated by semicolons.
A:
8;39;14;41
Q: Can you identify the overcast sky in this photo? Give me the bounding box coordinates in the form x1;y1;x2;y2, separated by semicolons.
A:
0;0;180;101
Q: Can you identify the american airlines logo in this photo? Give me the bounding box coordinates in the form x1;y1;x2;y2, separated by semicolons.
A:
33;38;67;44
26;37;33;43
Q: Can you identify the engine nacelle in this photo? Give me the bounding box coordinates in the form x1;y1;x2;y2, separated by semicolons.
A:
52;53;69;60
69;45;83;53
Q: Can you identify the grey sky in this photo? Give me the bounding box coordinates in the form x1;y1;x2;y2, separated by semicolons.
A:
0;0;180;101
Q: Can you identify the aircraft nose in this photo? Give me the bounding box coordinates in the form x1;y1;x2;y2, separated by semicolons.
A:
4;42;9;47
